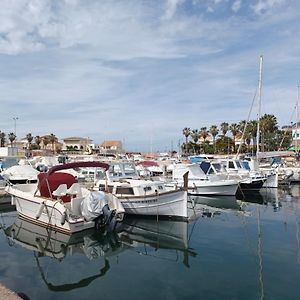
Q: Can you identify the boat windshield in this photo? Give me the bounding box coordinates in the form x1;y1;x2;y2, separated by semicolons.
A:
108;162;138;179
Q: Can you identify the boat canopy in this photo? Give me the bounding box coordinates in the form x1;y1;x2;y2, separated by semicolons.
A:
47;161;110;176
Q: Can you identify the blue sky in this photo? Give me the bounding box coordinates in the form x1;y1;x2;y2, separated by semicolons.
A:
0;0;300;152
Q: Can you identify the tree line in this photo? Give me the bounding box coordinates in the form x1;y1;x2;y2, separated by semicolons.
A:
0;131;58;152
182;114;292;155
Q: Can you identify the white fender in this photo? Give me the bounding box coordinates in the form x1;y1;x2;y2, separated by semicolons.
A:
11;195;16;206
36;202;45;219
61;210;68;226
36;238;45;253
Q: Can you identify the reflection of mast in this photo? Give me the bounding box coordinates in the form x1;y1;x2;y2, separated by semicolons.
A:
296;85;299;153
296;217;300;264
257;207;264;300
35;253;110;292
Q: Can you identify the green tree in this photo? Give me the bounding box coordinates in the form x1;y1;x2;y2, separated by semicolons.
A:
200;127;209;153
216;136;234;154
182;127;191;154
191;129;199;154
259;114;278;151
229;123;239;153
49;133;57;153
209;125;219;153
35;135;42;149
8;132;16;147
220;122;229;136
0;131;6;147
26;133;33;150
43;136;50;149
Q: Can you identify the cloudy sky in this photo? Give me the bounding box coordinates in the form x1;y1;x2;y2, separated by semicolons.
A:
0;0;299;152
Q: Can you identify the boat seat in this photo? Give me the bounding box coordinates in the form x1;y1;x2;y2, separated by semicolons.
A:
66;183;81;197
52;184;68;198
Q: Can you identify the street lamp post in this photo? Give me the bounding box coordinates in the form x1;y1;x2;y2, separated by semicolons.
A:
13;117;18;136
13;117;18;148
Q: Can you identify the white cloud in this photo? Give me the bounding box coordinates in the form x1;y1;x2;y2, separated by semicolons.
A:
0;0;299;150
232;0;242;12
163;0;186;20
252;0;287;15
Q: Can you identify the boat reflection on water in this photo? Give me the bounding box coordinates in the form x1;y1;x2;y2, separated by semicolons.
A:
118;216;196;267
188;195;246;219
4;215;194;291
238;188;282;212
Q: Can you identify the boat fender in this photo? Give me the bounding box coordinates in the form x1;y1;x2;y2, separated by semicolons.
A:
61;210;68;226
11;195;16;206
36;237;45;253
36;202;45;219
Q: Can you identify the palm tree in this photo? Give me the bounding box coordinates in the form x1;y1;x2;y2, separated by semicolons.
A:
259;114;278;151
8;132;16;147
35;135;42;149
191;129;199;143
209;125;219;153
229;123;239;153
191;129;199;154
182;127;191;154
220;122;229;136
0;131;5;147
43;136;50;150
248;120;258;153
49;133;57;153
26;133;33;150
200;127;209;153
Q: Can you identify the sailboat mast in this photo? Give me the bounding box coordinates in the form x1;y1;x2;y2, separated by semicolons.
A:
256;55;263;160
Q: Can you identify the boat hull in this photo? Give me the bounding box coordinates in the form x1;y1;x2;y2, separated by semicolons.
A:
116;190;188;220
6;185;94;234
187;181;239;196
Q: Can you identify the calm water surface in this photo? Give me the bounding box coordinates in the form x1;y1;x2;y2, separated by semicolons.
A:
0;185;300;300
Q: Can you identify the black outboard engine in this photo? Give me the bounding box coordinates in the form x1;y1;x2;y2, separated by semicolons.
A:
94;205;117;231
81;191;119;231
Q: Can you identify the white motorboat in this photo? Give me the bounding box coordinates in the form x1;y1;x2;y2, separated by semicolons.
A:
94;161;188;220
206;159;267;191
170;163;239;196
1;164;39;184
5;161;125;234
0;174;6;196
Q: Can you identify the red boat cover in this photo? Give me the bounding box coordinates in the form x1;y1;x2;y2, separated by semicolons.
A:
136;160;159;167
38;172;77;203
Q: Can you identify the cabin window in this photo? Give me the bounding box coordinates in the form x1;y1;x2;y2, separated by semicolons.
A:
228;161;234;169
116;187;134;195
208;168;215;174
236;161;242;168
124;163;137;176
242;161;250;170
98;184;113;193
158;185;163;190
143;186;152;192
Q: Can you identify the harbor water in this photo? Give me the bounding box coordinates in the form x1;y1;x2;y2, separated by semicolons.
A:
0;185;300;300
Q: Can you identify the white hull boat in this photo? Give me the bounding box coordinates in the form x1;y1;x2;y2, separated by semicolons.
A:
5;162;125;234
95;161;188;220
171;163;239;196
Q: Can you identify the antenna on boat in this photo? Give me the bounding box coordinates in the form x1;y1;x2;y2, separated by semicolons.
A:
256;55;263;161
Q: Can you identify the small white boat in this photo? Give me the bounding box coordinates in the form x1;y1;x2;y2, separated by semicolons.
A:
2;164;39;184
170;163;239;196
5;161;125;234
94;161;188;220
0;174;6;196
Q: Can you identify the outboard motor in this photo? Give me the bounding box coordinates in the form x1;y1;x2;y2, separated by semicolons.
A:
80;191;118;231
95;205;117;231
